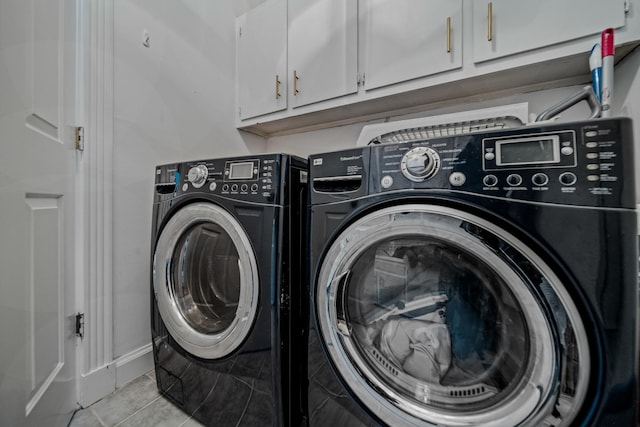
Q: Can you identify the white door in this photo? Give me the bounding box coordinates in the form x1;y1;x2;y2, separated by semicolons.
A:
363;0;462;91
288;0;358;108
472;0;626;63
0;1;79;426
237;0;287;121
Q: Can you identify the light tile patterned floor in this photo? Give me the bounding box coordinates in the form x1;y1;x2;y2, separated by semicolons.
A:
68;370;205;427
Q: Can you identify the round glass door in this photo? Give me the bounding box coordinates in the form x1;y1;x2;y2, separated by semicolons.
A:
154;202;259;359
316;204;590;426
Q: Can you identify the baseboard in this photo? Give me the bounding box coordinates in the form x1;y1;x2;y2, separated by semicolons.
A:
114;343;154;388
79;343;153;407
80;363;116;407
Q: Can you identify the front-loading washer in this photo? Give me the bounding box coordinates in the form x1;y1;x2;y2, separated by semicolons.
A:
305;118;638;426
151;154;307;426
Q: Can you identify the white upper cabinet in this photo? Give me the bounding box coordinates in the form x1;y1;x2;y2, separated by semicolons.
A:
237;0;287;120
236;0;640;136
473;0;627;63
288;0;358;108
363;0;463;91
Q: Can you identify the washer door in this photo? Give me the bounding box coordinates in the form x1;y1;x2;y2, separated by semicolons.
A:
154;202;259;359
316;204;590;426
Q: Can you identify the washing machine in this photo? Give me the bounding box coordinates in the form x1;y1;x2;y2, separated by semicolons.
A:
151;153;307;426
305;118;638;426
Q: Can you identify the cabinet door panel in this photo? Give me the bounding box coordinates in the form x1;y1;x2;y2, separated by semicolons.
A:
237;0;287;120
473;0;626;63
288;0;358;108
364;0;462;91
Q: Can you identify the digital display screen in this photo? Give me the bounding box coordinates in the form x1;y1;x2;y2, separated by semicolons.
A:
229;162;254;180
497;137;559;166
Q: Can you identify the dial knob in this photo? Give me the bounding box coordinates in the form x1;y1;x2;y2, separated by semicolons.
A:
400;147;440;182
187;165;208;188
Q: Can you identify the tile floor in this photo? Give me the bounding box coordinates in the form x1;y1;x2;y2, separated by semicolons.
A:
68;369;205;427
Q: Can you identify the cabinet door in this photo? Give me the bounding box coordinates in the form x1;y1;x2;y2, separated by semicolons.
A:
473;0;627;63
237;0;287;120
288;0;358;108
363;0;462;91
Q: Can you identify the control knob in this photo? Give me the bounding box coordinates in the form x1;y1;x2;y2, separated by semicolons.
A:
400;147;441;182
187;165;208;188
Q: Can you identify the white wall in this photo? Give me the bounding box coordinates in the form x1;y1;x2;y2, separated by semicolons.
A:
112;1;264;362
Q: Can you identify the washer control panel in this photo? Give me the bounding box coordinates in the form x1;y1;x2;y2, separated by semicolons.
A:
156;155;283;202
366;118;634;208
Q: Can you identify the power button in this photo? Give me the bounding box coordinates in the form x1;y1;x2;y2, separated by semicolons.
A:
381;175;394;189
448;172;466;186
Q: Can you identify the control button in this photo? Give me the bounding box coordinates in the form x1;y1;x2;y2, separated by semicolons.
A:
222;184;230;192
586;153;598;159
587;175;600;182
561;146;574;156
241;184;248;192
559;172;577;186
400;147;441;182
585;131;598;137
484;152;495;161
381;175;394;189
231;184;239;192
587;164;599;170
251;183;259;192
483;174;498;187
531;173;549;186
209;182;217;191
506;174;522;187
449;172;466;186
187;164;209;188
586;142;598;148
182;183;189;191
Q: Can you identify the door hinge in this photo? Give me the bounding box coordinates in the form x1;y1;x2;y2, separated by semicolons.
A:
75;312;85;339
75;126;84;151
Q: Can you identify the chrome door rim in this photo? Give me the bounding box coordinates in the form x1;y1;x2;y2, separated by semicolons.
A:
316;204;590;427
154;202;259;359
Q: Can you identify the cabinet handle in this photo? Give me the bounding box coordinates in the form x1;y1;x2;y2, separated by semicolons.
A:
275;75;281;99
446;17;451;53
293;70;299;96
487;2;493;42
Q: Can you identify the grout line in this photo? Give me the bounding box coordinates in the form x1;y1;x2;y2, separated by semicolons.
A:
113;394;164;427
89;406;109;427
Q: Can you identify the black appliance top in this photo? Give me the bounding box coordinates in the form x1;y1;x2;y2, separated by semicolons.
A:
309;117;635;209
154;153;306;205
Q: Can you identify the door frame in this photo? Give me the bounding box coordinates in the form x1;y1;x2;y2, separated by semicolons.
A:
74;0;117;407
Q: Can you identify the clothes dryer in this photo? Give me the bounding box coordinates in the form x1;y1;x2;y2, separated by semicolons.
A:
305;118;638;426
151;154;307;426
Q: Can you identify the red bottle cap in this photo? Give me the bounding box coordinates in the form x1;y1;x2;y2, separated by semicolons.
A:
601;28;615;57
